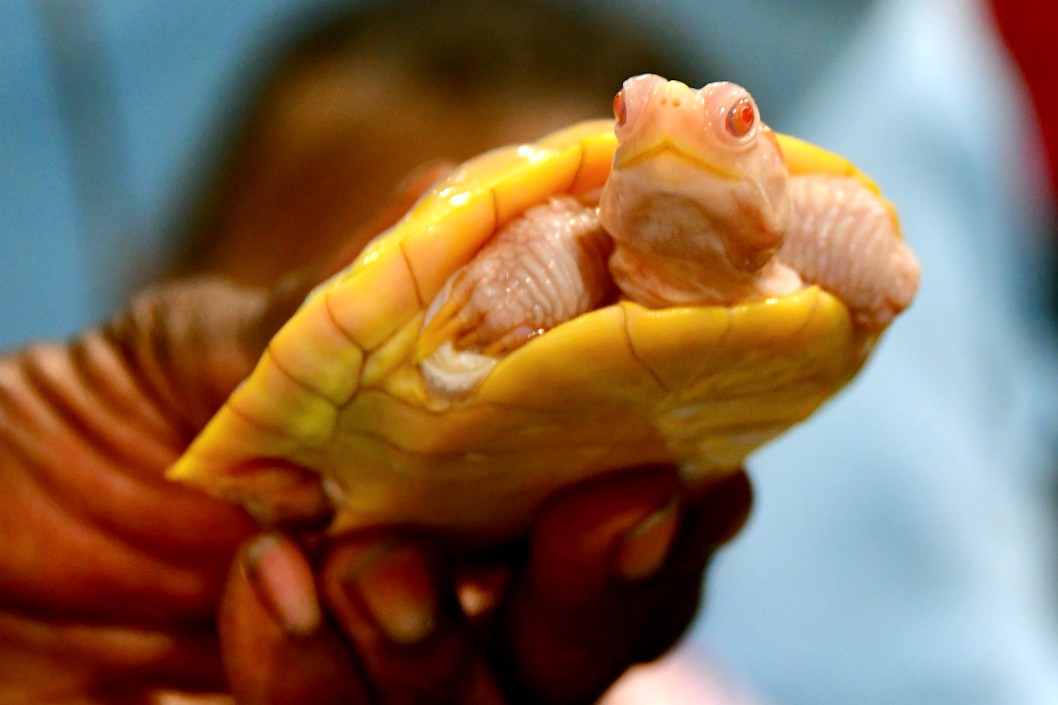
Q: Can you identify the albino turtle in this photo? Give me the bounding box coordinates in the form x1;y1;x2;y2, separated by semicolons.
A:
168;75;919;536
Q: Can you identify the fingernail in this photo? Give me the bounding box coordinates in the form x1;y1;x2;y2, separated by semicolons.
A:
613;496;680;581
244;534;321;636
346;540;438;645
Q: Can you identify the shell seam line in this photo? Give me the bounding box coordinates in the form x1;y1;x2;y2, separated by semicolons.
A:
264;343;340;412
322;288;364;352
227;392;341;449
398;241;425;309
490;186;500;227
565;142;586;193
226;396;299;445
619;305;669;394
714;311;733;350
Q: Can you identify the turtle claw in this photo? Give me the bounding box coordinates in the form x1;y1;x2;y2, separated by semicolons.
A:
479;326;537;356
418;294;533;360
415;278;473;362
415;311;465;361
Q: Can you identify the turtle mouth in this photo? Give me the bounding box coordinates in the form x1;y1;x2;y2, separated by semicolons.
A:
616;141;737;180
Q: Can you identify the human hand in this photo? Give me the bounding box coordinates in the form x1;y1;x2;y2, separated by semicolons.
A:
0;277;751;705
0;275;293;702
0;163;752;703
0;166;446;703
220;466;751;705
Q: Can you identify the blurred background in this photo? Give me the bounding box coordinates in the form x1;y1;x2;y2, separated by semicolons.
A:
3;0;1058;703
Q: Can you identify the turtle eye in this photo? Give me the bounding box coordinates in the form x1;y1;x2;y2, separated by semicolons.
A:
613;90;628;127
725;97;757;139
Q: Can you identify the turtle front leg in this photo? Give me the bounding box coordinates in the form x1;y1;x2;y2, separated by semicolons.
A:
418;195;614;398
780;175;920;331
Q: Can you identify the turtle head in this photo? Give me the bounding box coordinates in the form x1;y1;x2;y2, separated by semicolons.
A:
601;75;789;278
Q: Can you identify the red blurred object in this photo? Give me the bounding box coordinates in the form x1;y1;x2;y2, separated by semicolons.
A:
990;0;1058;198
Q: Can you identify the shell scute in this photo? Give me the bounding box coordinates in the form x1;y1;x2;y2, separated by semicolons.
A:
387;136;588;307
778;134;873;187
537;118;617;194
324;243;421;351
488;143;582;224
474;304;665;411
168;403;305;489
228;349;338;447
620;300;733;393
268;298;364;406
400;192;496;305
621;288;855;471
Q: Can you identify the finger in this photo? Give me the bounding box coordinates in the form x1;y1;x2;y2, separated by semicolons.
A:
531;466;681;606
494;466;678;703
320;532;508;705
628;469;754;664
219;533;370;705
496;467;752;705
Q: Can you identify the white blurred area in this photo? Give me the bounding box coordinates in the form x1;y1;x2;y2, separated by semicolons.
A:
603;650;762;705
4;0;1058;703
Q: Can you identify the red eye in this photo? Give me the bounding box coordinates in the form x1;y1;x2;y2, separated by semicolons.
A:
613;90;627;126
725;97;756;138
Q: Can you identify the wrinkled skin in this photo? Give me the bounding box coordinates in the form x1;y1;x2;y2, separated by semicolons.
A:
0;169;752;704
422;76;807;392
601;75;798;308
421;77;803;394
602;74;918;329
423;76;916;394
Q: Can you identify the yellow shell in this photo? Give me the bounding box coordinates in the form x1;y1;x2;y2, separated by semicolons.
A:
168;119;897;535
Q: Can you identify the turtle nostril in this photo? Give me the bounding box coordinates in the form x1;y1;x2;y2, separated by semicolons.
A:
672;98;681;107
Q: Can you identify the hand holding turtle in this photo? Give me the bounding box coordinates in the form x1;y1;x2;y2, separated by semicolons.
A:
221;465;751;704
0;73;918;702
0;168;749;703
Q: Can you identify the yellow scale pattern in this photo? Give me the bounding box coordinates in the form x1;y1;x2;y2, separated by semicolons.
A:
168;120;895;535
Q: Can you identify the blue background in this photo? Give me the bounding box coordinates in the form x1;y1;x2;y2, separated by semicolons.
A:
4;1;1058;702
